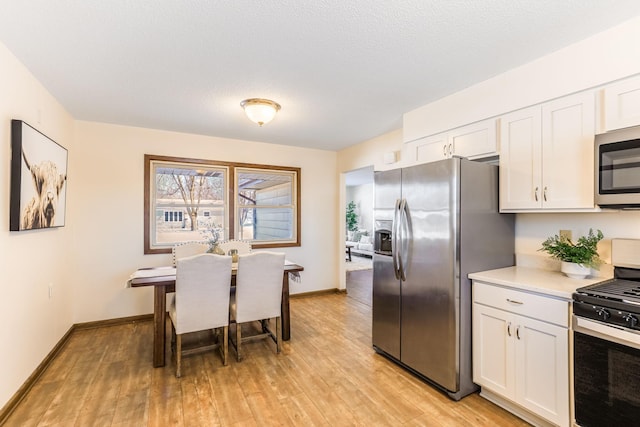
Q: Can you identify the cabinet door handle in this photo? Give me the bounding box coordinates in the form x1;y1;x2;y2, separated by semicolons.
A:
449;143;453;157
516;326;521;340
506;298;523;305
534;187;539;201
543;186;548;202
507;322;512;337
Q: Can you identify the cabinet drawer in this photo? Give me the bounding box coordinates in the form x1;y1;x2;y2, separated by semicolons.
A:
473;282;569;327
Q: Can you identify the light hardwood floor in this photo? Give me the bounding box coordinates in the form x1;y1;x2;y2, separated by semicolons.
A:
4;292;529;426
346;268;373;307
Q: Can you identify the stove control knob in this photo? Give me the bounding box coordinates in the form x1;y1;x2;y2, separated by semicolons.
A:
596;308;610;320
623;314;639;328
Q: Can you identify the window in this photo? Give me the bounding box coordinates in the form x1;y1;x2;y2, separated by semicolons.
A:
164;211;184;222
144;155;300;254
236;168;297;242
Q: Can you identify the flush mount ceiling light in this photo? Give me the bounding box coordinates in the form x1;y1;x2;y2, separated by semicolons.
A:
240;98;281;126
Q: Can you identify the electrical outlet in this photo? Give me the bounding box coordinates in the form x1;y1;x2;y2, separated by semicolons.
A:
48;283;53;299
559;229;572;241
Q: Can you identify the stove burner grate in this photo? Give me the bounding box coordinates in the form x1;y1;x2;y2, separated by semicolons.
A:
577;278;640;303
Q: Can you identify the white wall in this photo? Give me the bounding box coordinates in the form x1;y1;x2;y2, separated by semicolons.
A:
71;121;338;322
516;212;640;266
338;129;403;173
0;42;75;409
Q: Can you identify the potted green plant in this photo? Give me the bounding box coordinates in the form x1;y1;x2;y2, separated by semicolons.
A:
539;229;604;278
346;201;359;240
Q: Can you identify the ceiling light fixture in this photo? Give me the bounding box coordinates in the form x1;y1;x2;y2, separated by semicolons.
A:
240;98;281;126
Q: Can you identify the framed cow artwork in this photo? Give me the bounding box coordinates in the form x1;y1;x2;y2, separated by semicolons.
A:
10;120;68;231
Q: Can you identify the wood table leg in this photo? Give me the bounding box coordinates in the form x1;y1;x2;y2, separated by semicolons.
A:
281;272;291;341
153;285;167;367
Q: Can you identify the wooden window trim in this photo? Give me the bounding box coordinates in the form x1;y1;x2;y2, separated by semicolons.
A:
144;154;301;254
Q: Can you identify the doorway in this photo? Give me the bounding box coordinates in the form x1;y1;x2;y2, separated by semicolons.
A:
345;166;374;306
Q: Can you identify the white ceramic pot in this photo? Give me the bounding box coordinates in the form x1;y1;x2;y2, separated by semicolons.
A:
561;261;591;279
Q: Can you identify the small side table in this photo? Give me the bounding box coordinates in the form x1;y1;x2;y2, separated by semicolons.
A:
345;244;354;262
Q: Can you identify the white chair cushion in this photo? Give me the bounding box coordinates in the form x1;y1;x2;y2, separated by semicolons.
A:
231;251;285;324
172;241;210;266
170;253;233;335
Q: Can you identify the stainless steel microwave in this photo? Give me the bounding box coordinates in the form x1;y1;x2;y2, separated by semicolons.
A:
596;126;640;208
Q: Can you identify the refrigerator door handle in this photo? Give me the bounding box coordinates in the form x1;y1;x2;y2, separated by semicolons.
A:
398;198;409;281
392;198;401;280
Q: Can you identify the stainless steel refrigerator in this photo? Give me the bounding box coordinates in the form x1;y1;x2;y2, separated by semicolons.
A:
372;157;514;400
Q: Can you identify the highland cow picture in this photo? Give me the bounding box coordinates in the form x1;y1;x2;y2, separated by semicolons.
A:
10;120;68;231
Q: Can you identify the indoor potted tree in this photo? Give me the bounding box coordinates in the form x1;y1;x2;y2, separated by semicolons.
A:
539;229;604;279
346;201;359;240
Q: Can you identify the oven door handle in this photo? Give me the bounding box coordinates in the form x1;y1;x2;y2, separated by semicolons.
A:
574;316;640;350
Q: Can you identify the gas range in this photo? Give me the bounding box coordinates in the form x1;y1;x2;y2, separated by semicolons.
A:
572;239;640;427
573;238;640;330
573;273;640;330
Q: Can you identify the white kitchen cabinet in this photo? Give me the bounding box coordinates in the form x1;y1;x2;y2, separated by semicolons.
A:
474;304;513;398
402;119;498;167
449;119;499;160
473;282;570;427
603;74;640;131
500;92;595;211
498;106;542;209
402;132;448;167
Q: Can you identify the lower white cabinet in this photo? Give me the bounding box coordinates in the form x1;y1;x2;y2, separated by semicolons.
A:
473;282;569;427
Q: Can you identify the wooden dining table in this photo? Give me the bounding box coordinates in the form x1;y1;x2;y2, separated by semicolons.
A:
129;262;303;367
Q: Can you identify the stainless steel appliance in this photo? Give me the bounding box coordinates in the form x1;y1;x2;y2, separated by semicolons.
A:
372;157;515;400
595;125;640;208
374;220;392;255
572;238;640;426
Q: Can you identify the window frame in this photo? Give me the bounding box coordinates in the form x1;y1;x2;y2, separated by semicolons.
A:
144;154;301;254
235;166;298;245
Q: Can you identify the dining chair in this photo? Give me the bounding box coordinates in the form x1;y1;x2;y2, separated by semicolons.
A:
217;239;252;258
169;253;232;377
172;241;210;266
230;251;286;361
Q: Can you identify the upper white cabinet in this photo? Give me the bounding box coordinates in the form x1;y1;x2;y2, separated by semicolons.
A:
498;107;541;210
449;119;499;160
403;118;498;167
500;92;595;211
402;132;448;167
603;75;640;131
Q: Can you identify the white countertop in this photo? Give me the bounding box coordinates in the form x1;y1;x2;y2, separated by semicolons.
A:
469;266;610;300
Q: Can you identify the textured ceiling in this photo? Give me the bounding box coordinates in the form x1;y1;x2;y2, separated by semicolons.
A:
1;1;640;151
